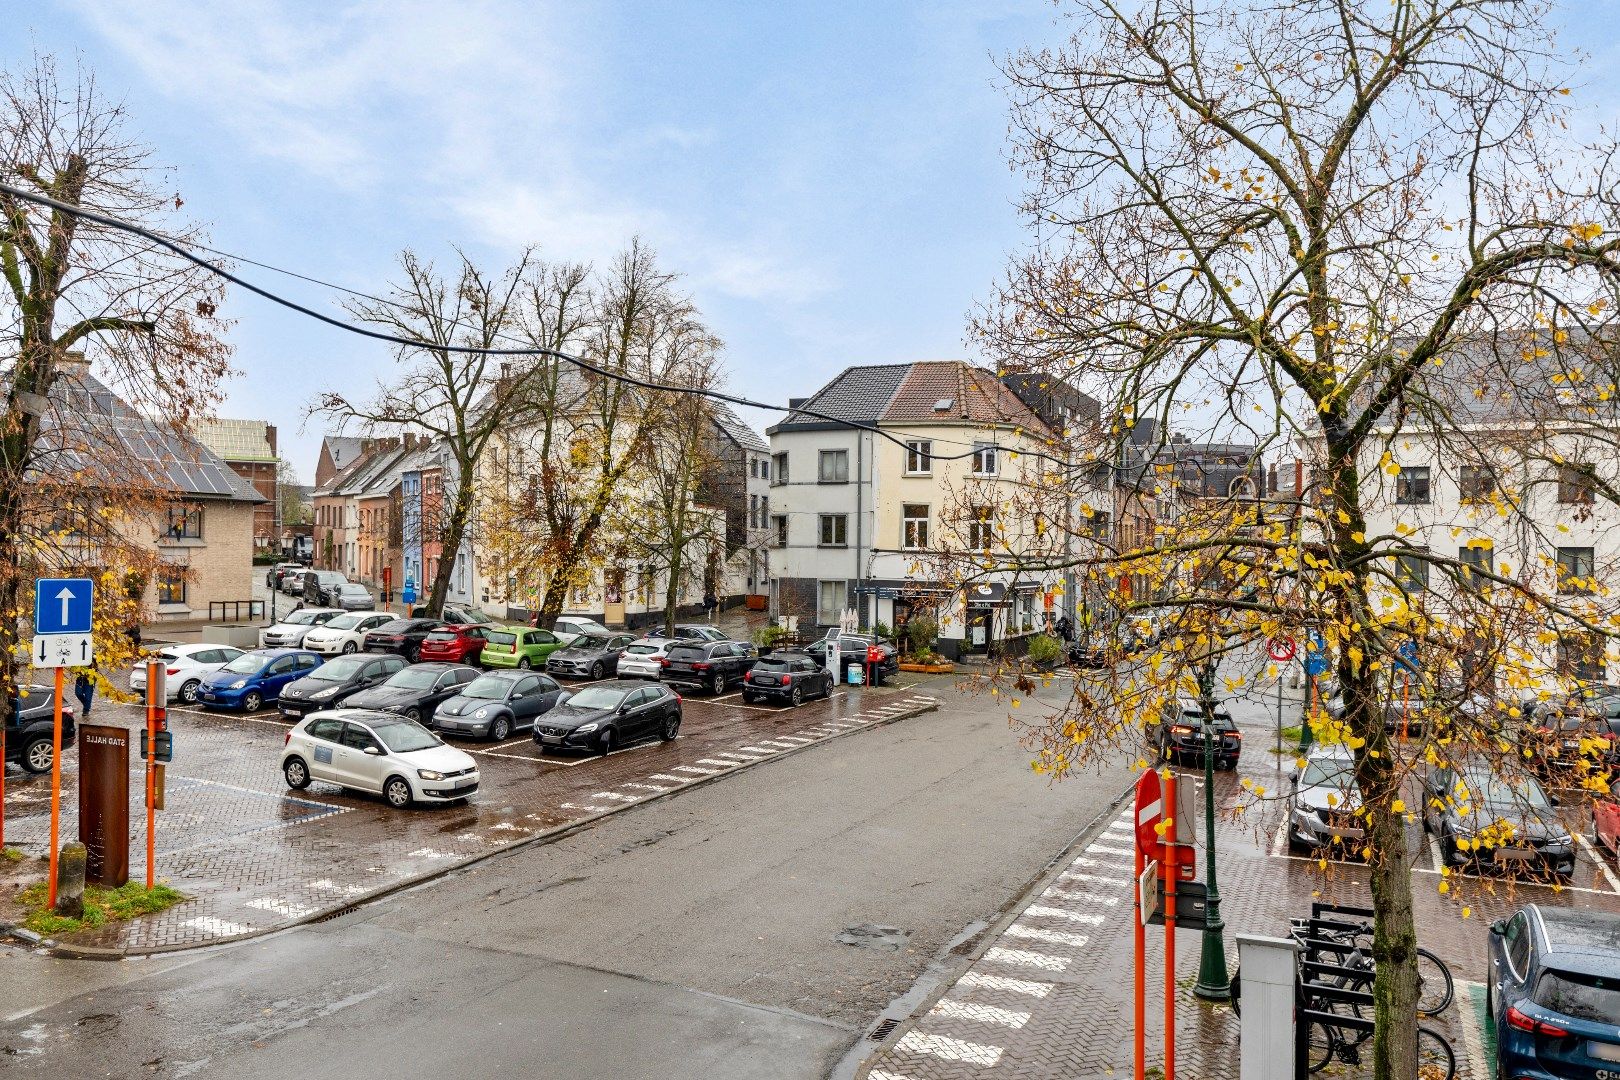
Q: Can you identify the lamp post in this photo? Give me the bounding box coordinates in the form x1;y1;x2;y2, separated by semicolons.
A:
1192;658;1230;1000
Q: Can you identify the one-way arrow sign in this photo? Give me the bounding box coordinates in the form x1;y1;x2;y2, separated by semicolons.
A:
35;577;94;635
33;633;94;670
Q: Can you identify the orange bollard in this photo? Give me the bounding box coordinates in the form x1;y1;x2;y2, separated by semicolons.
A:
1163;769;1177;1080
47;666;63;908
1134;813;1146;1080
145;659;158;888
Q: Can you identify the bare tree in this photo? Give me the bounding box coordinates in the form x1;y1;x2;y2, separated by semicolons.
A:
0;54;232;706
972;3;1620;1076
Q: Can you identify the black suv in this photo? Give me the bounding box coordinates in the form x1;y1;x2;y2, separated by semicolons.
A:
6;686;78;773
742;652;833;706
1151;698;1240;769
659;640;754;695
364;618;445;662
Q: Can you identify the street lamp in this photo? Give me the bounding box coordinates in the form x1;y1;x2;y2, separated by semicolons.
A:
1192;658;1230;1001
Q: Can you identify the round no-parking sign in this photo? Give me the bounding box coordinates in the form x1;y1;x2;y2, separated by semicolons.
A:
1267;636;1297;662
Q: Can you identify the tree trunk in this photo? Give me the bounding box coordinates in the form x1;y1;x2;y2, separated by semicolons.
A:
663;540;684;637
425;466;475;617
1365;758;1420;1080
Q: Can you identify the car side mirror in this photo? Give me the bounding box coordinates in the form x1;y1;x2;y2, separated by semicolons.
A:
512;693;524;700
619;702;632;714
363;746;382;756
1489;919;1506;936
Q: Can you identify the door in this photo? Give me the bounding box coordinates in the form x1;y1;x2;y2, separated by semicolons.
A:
604;572;626;628
303;718;346;783
510;676;546;729
338;722;387;792
622;687;657;738
263;655;299;699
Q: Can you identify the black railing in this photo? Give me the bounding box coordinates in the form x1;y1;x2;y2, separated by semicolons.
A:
209;600;265;623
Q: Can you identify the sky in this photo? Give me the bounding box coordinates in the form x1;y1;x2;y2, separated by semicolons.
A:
13;1;1620;480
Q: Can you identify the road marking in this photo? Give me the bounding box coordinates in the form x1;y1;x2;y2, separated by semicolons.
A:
1105;820;1131;833
1062;872;1128;888
648;774;690;784
672;765;722;776
1005;924;1092;947
559;802;614;813
404;848;455;859
246;897;314;918
708;752;763;763
868;1072;918;1080
1085;843;1135;859
1428;835;1445;873
772;735;813;745
894;1031;1003;1067
1573;833;1620;893
591;792;639;802
1455;980;1489;1072
184;916;251;936
623;782;675;793
959;972;1052;998
695;758;741;769
984;947;1069;972
928;999;1030;1029
738;745;781;755
1406;865;1620;897
1036;891;1120;907
1271;822;1288;857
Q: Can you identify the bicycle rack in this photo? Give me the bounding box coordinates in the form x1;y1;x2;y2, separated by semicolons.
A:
1293;902;1378;1079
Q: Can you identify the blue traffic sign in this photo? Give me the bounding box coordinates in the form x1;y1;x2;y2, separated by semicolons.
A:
402;576;417;605
1304;629;1330;677
35;577;93;635
1396;638;1420;673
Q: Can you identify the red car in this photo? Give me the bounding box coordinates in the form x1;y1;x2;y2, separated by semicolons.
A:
1596;779;1620;857
417;624;491;666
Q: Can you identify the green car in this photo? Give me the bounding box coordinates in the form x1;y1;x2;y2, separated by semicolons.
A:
480;626;566;669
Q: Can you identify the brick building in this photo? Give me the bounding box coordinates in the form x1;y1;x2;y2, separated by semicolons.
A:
194;418;279;554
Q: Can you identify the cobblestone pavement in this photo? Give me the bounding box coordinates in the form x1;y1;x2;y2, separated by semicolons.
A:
0;675;936;954
860;676;1620;1080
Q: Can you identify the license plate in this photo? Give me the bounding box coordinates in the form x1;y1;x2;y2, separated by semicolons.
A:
1495;847;1535;863
756;677;778;686
1589;1040;1620;1063
1564;740;1580;750
540;735;563;745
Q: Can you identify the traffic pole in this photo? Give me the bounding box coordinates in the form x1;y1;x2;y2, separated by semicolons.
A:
1162;769;1177;1080
47;666;63;908
1133;806;1145;1080
145;658;158;888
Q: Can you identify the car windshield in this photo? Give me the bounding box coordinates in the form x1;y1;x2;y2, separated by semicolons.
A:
384;668;439;690
569;636;609;651
567;686;629;709
1462;771;1552;813
1302;758;1355;788
309;656;366;681
485;631;515;646
222;653;270;674
324;614;364;630
283;610;324;626
1534;969;1620;1024
669;646;707;661
461;676;510;700
368;717;442;754
626;644;661;655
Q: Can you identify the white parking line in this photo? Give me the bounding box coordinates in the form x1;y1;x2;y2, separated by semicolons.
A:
1062;872;1128;888
1573;833;1620;893
708;751;763;763
1270;822;1288;858
1085;844;1135;859
894;1031;1003;1068
559;801;615;813
1005;924;1093;947
772;736;813;745
1037;891;1120;907
868;1071;919;1080
738;745;781;755
1428;835;1445;873
695;758;741;769
672;765;722;776
928;999;1030;1029
648;774;690;784
591;792;639;802
622;782;676;793
984;947;1070;972
959;972;1052;998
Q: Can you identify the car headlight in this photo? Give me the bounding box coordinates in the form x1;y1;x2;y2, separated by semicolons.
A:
576;722;599;734
474;707;489;719
1453;820;1477;838
231;679;248;689
417;769;445;781
312;685;341;699
1545;834;1574;851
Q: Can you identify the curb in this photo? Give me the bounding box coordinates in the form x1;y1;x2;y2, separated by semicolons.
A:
852;774;1137;1076
28;696;942;959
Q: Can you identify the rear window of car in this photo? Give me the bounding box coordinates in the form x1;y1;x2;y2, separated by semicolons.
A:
372;620;411;634
668;645;708;661
485;631;515;646
425;631;459;642
753;658;793;670
626;644;661;655
1534;969;1620;1024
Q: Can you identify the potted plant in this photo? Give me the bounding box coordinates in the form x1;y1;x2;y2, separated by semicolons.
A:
1023;632;1063;672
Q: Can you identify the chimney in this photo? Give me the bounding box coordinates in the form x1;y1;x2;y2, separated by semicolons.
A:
403;433;418;451
57;350;90;381
266;424;278;457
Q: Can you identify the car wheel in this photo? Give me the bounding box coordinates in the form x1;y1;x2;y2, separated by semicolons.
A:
242;691;263;713
21;737;53;774
517;657;531;669
599;729;616;756
790;685;803;707
384;775;413;808
589;662;605;680
490;716;511;742
406;645;420;663
284;756;311;790
178;679;201;704
1440;834;1459;865
661;713;680;741
708;673;722;696
341;641;357;654
403;707;421;722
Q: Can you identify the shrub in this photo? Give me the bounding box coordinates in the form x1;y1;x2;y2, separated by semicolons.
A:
1025;633;1063;665
904;616;938;655
873;621;893;641
752;624;787;651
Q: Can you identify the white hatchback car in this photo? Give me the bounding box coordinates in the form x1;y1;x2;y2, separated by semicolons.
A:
281;708;479;808
259;607;344;648
130;644;247;704
617;637;680;679
302;611;396;655
552;617;612;646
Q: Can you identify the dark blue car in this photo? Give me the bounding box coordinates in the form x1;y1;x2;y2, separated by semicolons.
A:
197;648;323;712
1490;904;1620;1079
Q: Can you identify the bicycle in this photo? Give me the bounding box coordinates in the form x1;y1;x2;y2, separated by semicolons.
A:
1231;920;1454;1018
1306;1014;1456;1079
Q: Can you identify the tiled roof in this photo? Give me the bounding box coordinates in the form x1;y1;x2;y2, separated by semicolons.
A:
771;364;911;430
881;361;1050;433
709;401;768;453
194;418;276;463
321;436;368;472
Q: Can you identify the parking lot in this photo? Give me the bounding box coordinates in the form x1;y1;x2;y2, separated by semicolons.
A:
0;670;938;954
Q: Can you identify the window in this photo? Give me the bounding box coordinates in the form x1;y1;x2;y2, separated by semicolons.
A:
1394;553;1429;593
902;504;930;550
773;514;788;547
772;452;787;484
1458;544;1491;591
1458;465;1496;502
819;514;849;547
1558;463;1596;505
1394;466;1430;505
1558;632;1605;683
967;507;995;550
971;442;999;476
817;580;847;625
818;449;849;483
165;503;203;539
1556;546;1595;594
156;565;186;605
748;494;759;529
905;440;933;475
1088;510;1112;541
749;458;759;479
761;458;770;482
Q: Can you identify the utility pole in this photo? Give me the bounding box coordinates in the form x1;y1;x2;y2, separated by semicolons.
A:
1192;656;1230;1000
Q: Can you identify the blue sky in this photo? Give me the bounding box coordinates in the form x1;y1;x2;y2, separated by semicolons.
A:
14;1;1620;477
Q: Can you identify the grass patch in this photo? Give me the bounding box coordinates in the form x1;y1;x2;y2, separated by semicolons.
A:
0;847;23;863
1280;725;1303;741
16;880;184;937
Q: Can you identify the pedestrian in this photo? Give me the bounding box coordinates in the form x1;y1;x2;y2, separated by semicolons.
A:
702;590;718;620
1056;614;1074;642
73;664;96;718
126;622;142;653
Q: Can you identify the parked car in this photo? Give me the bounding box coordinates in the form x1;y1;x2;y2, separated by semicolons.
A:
551;617;612;646
259;607;344;648
330;583;375;611
197;648;323;712
741;652;833;706
302;611;397;656
1518;712;1618;781
801;635;898;684
659;639;755;695
341;662;479;722
265;562;305;590
546;633;636;680
532;682;682;755
277;652;407;719
5;686;77;773
282;709;479;808
129;643;246;704
411;604;495;626
1488;904;1620;1078
617;638;682;679
1593;777;1620;858
1421;761;1575;877
643;624;726;642
1286;747;1362;852
1149;697;1241;769
433;671;566;740
363;618;445;662
296;570;350;606
480;626;565;669
417;624;493;666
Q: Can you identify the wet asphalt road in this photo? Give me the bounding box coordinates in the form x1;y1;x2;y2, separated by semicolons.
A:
0;674;1128;1080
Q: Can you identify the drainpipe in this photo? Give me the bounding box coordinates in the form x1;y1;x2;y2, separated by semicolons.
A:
854;430;865;630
